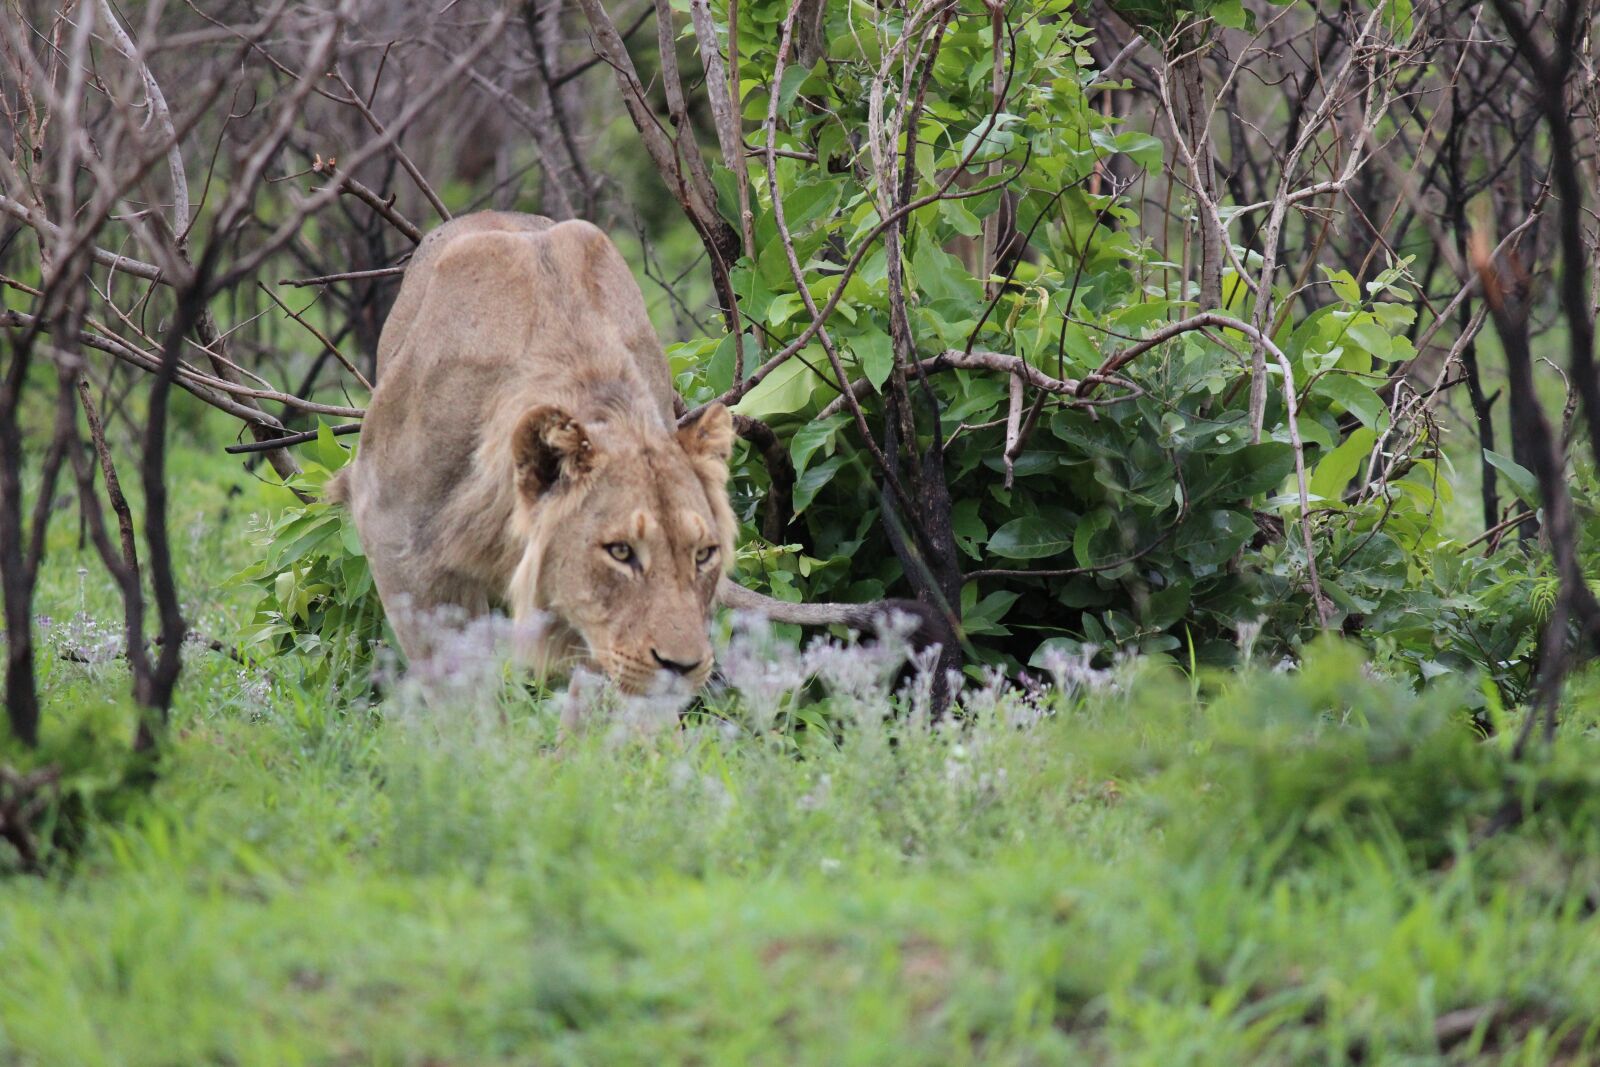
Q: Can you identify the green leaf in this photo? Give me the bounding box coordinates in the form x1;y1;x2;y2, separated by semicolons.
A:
963;588;1020;637
1285;303;1341;362
990;515;1073;560
1056;321;1099;368
1342;532;1406;590
789;413;849;478
1372;302;1417;331
952;499;988;560
792;454;845;515
1139;580;1191;629
1483;449;1540;508
1213;442;1296;499
1345;317;1394;363
960;112;1020;162
1210;0;1255;30
1072;509;1115;569
850;331;894;391
313;422;349;471
782;181;840;231
776;65;812;113
1175;510;1253;567
731;352;821;419
1309;427;1377;501
766;292;803;327
339;516;365;558
1319;266;1361;304
705;333;738;394
939;197;982;238
1313;374;1389;432
911;239;982;304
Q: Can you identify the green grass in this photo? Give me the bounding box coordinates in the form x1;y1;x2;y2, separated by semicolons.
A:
4;434;1600;1065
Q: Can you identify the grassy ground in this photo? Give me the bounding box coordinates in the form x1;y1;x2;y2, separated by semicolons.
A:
4;426;1600;1065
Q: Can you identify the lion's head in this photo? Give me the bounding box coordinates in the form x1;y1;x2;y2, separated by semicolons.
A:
503;402;736;694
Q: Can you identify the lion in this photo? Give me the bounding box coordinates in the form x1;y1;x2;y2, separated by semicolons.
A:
331;212;947;696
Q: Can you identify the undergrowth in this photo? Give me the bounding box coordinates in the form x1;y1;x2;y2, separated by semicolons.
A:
5;439;1600;1065
6;605;1600;1064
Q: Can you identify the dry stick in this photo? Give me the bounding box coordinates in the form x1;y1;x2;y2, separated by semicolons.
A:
460;63;575;220
63;368;156;743
256;282;372;390
1163;19;1224;312
519;1;600;217
314;161;423;244
1097;35;1149;85
214;8;505;291
690;0;754;265
136;247;235;731
1;310;353;421
1461;508;1536;552
980;5;1005;300
816;350;1138;421
99;4;349;485
0;333;41;744
760;3;917;525
1002;372;1024;489
1244;2;1394;442
1475;240;1600;757
331;66;451;223
279;265;406;288
650;0;744;371
76;378;139;580
225;422;362;454
96;1;320;461
0;193;165;282
1489;0;1600;475
872;4;949;475
21;9;422;496
1082;311;1332;626
94;0;189;243
653;0;722;232
0;0;269;301
575;0;739;305
688;0;755;350
1407;192;1548;358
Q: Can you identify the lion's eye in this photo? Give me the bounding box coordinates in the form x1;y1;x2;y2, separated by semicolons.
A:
695;545;718;567
604;542;635;564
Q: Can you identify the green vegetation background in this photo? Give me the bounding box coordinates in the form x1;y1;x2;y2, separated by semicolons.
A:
5;1;1600;1062
4;419;1600;1064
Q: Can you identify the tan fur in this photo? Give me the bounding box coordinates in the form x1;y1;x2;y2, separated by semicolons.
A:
337;212;735;693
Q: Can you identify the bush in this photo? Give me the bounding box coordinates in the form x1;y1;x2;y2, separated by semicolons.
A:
232;425;387;695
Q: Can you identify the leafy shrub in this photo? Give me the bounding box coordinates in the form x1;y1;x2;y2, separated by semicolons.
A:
672;6;1453;683
235;8;1581;710
232;425;386;693
0;698;156;873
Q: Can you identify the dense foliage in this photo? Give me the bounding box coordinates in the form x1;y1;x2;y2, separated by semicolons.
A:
217;1;1593;717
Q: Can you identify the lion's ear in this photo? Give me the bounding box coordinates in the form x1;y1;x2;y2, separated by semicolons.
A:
512;406;595;501
677;403;734;465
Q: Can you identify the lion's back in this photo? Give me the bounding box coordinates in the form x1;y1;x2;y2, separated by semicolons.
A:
375;211;555;377
343;213;676;586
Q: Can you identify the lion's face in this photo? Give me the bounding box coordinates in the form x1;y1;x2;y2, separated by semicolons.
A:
505;403;736;694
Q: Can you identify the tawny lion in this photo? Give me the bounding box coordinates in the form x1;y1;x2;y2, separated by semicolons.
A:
331;212;944;694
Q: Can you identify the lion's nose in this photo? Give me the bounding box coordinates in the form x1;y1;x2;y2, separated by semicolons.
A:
651;649;706;677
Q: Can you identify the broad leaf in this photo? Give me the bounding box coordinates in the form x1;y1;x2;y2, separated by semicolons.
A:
1175;510;1253;567
990;515;1073;560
